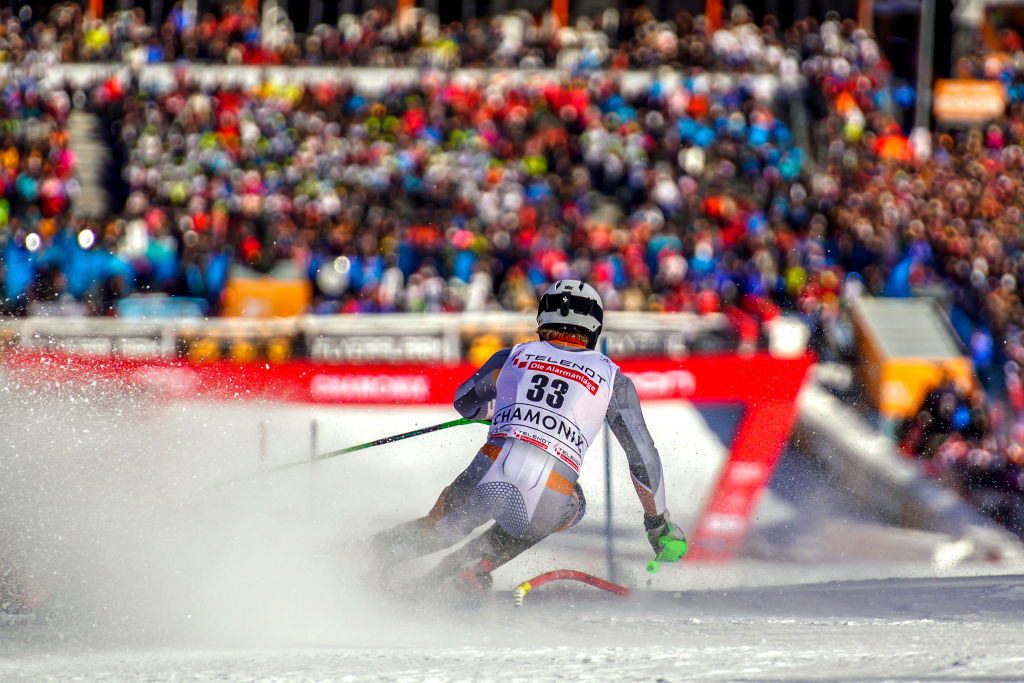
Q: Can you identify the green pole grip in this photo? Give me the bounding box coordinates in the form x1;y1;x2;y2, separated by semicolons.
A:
645;537;688;574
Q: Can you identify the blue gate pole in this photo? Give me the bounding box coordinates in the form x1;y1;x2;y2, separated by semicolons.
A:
602;339;615;583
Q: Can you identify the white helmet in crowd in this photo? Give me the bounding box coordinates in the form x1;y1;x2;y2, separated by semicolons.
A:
536;280;604;350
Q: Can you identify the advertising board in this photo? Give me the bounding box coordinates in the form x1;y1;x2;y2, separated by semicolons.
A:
1;348;813;562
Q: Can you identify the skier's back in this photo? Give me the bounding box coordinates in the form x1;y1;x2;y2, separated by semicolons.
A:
369;279;687;595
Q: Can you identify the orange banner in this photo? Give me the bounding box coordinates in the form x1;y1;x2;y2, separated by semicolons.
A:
222;278;312;318
933;79;1006;125
552;0;568;28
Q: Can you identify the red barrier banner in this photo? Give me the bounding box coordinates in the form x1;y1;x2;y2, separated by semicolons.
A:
2;349;813;561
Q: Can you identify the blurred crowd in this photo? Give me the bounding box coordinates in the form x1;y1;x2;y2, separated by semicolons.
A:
6;5;1024;529
0;2;799;72
896;366;1024;534
3;5;822;326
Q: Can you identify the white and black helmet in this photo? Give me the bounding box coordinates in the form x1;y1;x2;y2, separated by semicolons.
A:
536;280;604;349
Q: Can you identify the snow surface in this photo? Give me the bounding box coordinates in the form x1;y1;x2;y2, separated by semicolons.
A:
3;378;1024;681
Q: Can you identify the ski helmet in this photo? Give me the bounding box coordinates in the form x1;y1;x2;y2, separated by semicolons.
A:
536;280;604;349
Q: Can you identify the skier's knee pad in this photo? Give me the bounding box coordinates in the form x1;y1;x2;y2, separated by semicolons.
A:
567;482;586;528
427;486;451;523
555;482;586;532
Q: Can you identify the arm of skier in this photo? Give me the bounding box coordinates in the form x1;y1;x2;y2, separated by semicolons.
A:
606;370;687;558
452;347;511;421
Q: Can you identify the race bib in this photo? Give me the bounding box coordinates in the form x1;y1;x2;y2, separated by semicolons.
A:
489;340;617;472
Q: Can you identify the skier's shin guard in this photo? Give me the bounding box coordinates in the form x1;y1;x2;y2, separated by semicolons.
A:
427;524;538;592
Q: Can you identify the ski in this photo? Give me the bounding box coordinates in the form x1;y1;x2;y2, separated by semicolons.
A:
512;569;631;606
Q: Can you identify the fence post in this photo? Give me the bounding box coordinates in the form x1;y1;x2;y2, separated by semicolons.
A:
309;419;318;461
258;420;267;465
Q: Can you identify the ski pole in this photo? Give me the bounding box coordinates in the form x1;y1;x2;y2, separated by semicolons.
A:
645;537;688;574
311;417;489;460
211;417;489;488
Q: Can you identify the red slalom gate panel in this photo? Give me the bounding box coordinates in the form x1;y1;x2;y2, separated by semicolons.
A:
2;349;814;561
652;354;816;561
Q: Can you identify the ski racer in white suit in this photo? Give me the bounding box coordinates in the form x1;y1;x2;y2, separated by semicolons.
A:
369;280;687;593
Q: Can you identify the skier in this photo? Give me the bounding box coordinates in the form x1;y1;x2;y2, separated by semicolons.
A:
368;279;687;595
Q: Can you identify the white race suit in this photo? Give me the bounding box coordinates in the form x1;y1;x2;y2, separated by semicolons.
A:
369;338;669;583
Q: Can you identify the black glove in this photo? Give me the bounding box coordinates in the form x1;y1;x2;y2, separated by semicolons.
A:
644;511;688;558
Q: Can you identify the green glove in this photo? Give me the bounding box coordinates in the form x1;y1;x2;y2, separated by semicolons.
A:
644;512;688;573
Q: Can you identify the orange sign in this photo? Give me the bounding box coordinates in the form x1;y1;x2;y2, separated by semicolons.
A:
878;358;974;421
222;278;311;318
933;79;1006;125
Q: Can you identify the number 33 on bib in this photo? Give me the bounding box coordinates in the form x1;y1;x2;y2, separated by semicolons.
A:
489;342;617;474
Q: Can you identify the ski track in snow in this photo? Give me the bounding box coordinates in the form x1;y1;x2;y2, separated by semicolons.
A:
3;388;1024;681
5;572;1024;682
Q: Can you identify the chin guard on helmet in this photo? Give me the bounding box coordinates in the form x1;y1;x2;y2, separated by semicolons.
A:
536;280;604;349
